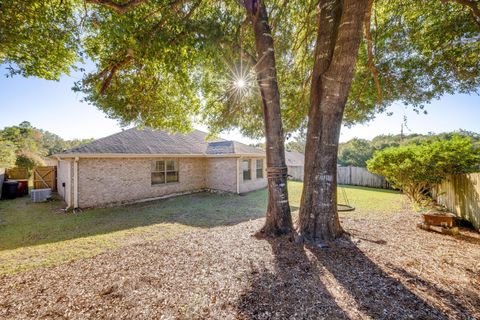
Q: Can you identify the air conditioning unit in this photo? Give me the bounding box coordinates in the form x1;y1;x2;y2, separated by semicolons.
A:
31;188;52;202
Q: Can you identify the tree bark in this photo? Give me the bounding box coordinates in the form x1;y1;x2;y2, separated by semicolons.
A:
244;0;293;236
299;0;369;243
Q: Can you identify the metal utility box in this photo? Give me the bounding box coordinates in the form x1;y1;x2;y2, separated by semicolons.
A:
31;188;52;202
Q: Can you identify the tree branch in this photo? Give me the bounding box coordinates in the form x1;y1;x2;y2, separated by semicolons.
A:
85;0;147;13
442;0;480;27
97;50;134;95
364;0;382;102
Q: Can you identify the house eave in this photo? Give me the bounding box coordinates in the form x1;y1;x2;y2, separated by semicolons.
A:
50;153;266;159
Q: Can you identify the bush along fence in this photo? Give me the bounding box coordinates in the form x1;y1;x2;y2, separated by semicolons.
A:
432;173;480;231
337;166;391;189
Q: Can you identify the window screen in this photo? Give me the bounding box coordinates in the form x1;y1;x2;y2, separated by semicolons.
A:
243;160;251;181
256;159;264;179
152;160;179;184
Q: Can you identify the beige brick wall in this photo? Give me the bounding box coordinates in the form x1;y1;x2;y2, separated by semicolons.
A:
206;158;238;193
239;157;267;193
77;157;207;207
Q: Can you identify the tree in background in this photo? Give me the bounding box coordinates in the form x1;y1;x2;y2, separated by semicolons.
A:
338;138;374;167
338;131;480;168
367;135;480;204
0;121;42;155
0;140;16;168
286;129;307;154
0;122;93;168
15;152;45;170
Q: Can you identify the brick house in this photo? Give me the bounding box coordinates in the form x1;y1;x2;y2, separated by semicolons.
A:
52;128;267;208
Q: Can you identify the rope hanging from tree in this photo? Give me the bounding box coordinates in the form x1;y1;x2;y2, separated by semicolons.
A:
338;186;355;212
266;166;288;179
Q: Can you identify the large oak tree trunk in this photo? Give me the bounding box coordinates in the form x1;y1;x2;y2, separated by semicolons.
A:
245;0;293;236
299;0;369;243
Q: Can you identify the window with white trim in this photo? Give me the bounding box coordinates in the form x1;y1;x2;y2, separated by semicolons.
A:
242;159;251;181
151;160;179;185
256;159;264;179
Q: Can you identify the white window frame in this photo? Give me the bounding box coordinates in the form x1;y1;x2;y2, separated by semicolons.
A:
151;159;179;185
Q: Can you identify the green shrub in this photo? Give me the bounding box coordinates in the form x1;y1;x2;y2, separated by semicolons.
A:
367;135;480;204
15;151;45;171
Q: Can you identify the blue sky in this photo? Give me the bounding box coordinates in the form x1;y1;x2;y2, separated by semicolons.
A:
0;67;479;143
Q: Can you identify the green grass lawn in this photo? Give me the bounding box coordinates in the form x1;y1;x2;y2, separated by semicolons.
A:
0;181;404;275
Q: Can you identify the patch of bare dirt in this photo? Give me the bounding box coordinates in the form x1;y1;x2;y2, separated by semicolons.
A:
0;213;479;320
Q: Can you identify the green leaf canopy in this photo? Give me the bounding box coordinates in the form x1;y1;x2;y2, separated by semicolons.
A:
1;0;479;136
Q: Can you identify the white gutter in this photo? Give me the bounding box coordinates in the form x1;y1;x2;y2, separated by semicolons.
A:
51;153;266;159
73;157;79;209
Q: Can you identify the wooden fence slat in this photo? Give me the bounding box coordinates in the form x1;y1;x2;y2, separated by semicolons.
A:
337;166;390;189
432;173;480;231
288;166;304;181
5;167;29;180
289;165;391;189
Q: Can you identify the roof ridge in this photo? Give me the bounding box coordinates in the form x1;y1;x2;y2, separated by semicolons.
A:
65;127;136;153
54;127;265;156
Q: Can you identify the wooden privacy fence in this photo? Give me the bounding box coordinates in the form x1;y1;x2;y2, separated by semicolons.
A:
287;166;304;181
5;167;29;180
337;166;391;189
288;165;391;189
432;173;480;231
33;166;57;191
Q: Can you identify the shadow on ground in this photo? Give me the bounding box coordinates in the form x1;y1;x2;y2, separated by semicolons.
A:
389;266;480;319
0;190;271;251
236;235;470;320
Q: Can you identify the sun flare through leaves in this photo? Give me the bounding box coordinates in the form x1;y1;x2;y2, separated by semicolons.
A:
224;61;255;104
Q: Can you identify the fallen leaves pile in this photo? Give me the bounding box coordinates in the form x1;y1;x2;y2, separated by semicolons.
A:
0;213;479;319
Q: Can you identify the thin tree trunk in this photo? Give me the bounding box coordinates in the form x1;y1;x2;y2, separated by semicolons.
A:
299;0;369;243
244;0;293;236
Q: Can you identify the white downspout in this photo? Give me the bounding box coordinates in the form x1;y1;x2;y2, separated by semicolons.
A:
73;157;79;209
65;160;72;210
55;157;68;209
236;158;240;194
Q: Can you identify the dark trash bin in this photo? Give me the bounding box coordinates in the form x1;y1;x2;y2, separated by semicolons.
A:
2;181;19;200
16;180;29;197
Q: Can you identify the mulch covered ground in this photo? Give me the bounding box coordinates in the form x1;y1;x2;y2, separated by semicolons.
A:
0;213;479;320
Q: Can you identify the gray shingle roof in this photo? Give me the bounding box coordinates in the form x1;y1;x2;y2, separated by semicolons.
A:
57;127;264;156
232;141;266;155
285;151;305;166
